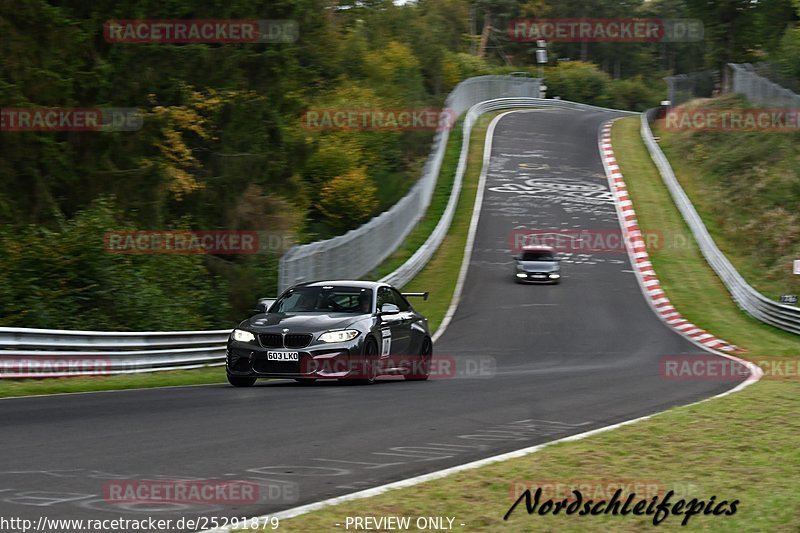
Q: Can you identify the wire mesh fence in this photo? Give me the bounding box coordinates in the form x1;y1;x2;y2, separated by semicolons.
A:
665;64;799;108
728;63;800;107
664;70;719;107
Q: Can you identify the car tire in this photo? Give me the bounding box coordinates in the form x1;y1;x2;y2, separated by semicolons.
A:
357;337;379;385
405;337;432;381
227;374;256;387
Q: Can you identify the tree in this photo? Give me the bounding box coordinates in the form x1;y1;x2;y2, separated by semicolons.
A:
364;40;425;104
316;167;379;234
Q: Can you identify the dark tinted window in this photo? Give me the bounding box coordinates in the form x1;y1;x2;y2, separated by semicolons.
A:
273;286;372;314
521;251;556;261
377;287;412;312
390;288;411;312
376;287;394;310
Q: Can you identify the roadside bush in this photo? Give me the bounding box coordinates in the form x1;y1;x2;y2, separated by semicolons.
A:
544;61;611;106
0;198;230;330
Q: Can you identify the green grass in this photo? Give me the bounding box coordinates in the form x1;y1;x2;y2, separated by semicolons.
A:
615;117;799;354
0;366;226;398
255;115;800;532
261;380;800;533
653;95;800;300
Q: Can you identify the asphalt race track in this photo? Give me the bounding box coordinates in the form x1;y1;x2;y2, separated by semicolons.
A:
0;109;747;530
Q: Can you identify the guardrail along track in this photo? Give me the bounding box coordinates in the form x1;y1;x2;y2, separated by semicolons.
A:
641;108;800;335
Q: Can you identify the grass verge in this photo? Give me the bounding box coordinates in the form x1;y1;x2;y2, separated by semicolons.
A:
653;96;799;300
617;117;799;354
0;366;226;399
262;115;800;532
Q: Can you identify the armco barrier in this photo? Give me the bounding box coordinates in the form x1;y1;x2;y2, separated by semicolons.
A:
0;327;230;376
642;108;800;335
0;91;638;376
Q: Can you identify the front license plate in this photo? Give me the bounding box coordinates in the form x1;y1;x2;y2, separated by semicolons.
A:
532;274;546;278
267;351;299;361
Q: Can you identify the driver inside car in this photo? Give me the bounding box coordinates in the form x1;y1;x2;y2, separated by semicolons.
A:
295;292;318;312
358;292;372;314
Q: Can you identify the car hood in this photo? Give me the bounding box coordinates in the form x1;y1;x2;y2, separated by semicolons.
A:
242;312;365;332
517;260;560;272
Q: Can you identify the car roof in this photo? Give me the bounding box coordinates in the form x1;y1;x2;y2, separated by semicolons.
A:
293;280;385;290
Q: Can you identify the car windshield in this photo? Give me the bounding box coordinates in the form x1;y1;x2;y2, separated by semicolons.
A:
521;251;556;261
272;286;372;314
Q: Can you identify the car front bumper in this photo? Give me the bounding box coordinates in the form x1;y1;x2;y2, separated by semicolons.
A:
226;337;367;379
515;272;561;283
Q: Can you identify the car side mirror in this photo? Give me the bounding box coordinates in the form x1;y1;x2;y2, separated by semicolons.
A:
379;303;400;315
252;298;276;315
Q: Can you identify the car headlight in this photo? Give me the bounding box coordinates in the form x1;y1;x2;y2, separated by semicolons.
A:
549;273;561;279
516;273;527;278
231;329;256;343
319;329;360;343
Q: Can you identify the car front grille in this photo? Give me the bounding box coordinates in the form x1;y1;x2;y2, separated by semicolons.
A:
285;334;312;348
258;333;313;348
259;333;283;348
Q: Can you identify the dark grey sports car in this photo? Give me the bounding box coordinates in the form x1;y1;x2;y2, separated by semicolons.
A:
226;280;433;386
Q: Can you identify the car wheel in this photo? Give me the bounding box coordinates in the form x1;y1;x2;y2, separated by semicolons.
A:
358;337;379;385
405;337;432;381
227;374;256;387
